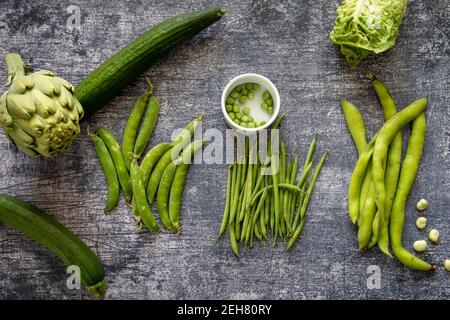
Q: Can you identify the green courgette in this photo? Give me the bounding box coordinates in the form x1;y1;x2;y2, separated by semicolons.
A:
0;194;106;299
75;7;227;118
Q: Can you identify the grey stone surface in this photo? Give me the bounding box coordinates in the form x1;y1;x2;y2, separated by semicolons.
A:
0;0;449;300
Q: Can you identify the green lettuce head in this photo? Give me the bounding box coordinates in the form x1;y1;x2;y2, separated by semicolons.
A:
329;0;408;67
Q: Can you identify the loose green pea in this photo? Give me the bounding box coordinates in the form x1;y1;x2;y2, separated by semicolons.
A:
241;115;249;122
226;97;234;104
235;86;243;93
248;116;254;122
228;112;235;120
230;91;239;98
263;91;271;100
247;122;255;128
232;104;240;113
261;103;268;110
226;104;233;112
235;112;242;119
239;96;248;104
268;107;273;114
240;122;247;128
234;119;241;125
266;98;273;106
248;91;254;99
242;107;250;115
253;83;260;90
261;121;267;126
245;83;253;90
241;88;249;96
255;121;264;127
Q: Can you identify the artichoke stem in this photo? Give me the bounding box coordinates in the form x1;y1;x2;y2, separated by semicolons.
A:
5;53;26;84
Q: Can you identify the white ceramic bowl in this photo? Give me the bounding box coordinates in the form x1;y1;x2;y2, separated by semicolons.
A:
221;73;280;133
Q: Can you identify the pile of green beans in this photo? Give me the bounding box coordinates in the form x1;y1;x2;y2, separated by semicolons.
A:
90;80;204;234
218;114;328;257
342;76;435;271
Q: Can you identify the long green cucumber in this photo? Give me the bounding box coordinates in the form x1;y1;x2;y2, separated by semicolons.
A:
0;194;106;299
75;8;227;118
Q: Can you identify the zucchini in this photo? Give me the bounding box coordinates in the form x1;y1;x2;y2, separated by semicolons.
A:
75;7;227;118
0;194;106;299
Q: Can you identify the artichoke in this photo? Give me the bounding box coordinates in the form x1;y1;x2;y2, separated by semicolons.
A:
0;53;84;157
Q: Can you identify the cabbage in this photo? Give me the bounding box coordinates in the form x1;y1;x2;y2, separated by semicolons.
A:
329;0;408;67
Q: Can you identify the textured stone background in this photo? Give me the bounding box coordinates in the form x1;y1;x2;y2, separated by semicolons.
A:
0;0;449;299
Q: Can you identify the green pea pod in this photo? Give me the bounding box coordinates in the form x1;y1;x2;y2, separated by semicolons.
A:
91;133;120;212
134;95;160;156
141;143;172;188
123;83;153;170
156;159;181;231
130;159;160;232
96;128;132;203
169;140;205;231
147;114;203;203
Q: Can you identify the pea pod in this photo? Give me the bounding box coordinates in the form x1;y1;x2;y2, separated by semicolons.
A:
130;159;160;232
90;132;120;212
96;128;132;203
147;114;203;203
169;140;205;231
134;95;160;156
123;83;153;169
156;159;181;231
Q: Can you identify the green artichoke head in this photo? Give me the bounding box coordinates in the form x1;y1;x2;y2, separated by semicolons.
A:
0;53;84;157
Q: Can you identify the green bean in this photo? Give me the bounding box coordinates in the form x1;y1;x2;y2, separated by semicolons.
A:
91;133;120;212
272;154;281;241
249;183;303;209
169;140;205;231
372;78;402;256
279;140;287;230
292;180;307;231
272;112;286;130
229;224;239;257
340;100;367;154
123;82;152;170
228;159;242;225
96;128;132;203
287;150;328;250
157;159;181;231
130;159;160;232
389;113;434;271
372;98;427;243
141;143;172;189
134;95;160;156
285;157;298;229
283;160;293;229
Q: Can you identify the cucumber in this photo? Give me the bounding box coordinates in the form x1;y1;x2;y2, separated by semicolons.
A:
75;8;227;118
0;194;106;299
